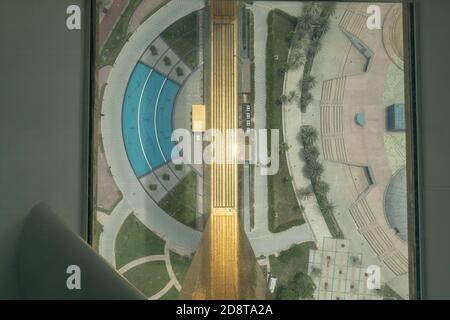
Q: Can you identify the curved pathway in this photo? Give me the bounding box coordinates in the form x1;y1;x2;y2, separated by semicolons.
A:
117;242;181;300
118;254;166;274
99;198;132;267
282;44;332;248
246;2;314;253
101;0;204;257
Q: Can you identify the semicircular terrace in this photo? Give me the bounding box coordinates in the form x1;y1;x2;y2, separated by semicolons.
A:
123;62;180;178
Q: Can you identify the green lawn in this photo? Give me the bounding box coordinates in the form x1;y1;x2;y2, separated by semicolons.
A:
170;251;192;285
159;172;197;229
269;242;316;299
161;11;198;69
99;0;142;67
123;261;170;298
266;10;305;232
115;213;165;269
160;286;180;300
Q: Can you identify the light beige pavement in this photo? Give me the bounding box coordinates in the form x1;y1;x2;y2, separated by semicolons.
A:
283;3;409;298
280;9;333;249
128;0;168;34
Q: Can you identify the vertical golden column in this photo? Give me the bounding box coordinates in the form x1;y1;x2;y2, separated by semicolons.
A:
209;0;239;299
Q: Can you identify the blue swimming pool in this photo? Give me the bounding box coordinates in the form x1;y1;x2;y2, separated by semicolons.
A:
122;63;180;177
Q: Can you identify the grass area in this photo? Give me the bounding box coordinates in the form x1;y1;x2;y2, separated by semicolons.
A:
160;286;179;300
123;261;170;298
115;213;165;269
266;10;305;232
170;251;192;285
161;11;198;69
98;0;142;67
269;242;316;299
159;172;197;229
314;190;343;239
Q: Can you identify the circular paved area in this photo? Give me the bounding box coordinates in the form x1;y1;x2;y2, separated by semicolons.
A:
383;3;404;70
384;166;407;241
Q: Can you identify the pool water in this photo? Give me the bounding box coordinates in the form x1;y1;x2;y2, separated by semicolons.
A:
122;62;180;177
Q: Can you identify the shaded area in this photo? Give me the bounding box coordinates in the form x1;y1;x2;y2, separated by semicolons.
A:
385;167;408;241
18;204;144;299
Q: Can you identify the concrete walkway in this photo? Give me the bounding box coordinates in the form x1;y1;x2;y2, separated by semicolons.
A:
99;198;132;268
246;2;314;254
248;224;313;256
282;47;332;248
117;242;182;299
118;254;166;274
246;2;269;236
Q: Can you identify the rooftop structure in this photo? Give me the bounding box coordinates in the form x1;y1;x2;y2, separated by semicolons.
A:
386;103;405;131
192;104;206;133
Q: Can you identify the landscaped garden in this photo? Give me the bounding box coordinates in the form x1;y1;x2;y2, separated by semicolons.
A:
161;11;199;69
98;0;142;67
123;261;170;298
159;171;198;229
266;9;305;233
299;125;343;238
115;213;165;269
269;242;317;300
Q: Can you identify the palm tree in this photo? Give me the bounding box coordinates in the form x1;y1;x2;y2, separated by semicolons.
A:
304;160;324;181
288;50;306;70
300;125;319;146
307;37;322;55
313;17;330;39
300;91;313;112
280;142;290;153
297;12;316;32
303;2;322;17
287;90;299;103
321;3;337;18
279;94;288;104
302;145;320;162
314;180;330;195
298;74;317;91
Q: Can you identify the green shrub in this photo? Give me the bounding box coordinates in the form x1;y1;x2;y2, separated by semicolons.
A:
150;45;158;56
163;56;172;66
176;67;184;76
